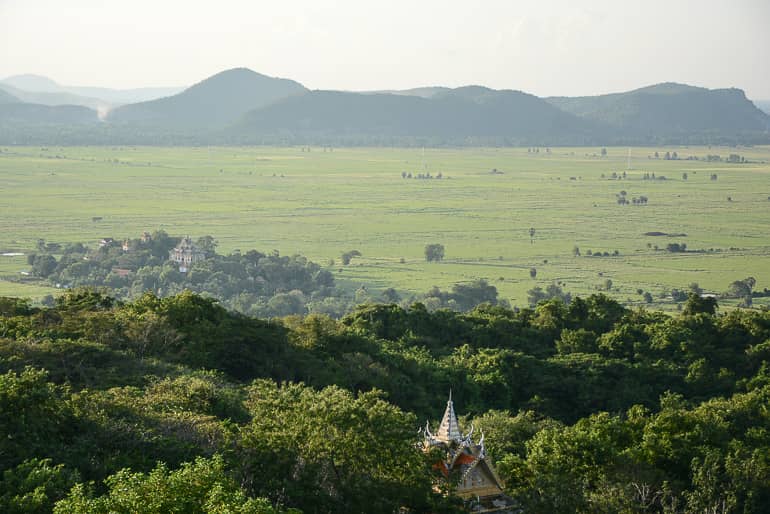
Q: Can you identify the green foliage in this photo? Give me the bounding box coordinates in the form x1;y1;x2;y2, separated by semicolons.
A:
527;284;571;307
1;290;770;511
0;367;75;470
340;249;361;266
504;386;770;512
419;279;504;311
424;243;445;262
239;381;432;513
0;459;80;514
54;455;284;514
683;293;717;315
33;237;341;318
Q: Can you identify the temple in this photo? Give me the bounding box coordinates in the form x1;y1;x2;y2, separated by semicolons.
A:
424;392;517;512
169;236;206;273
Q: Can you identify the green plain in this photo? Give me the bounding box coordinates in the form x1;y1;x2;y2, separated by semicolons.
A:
1;145;769;310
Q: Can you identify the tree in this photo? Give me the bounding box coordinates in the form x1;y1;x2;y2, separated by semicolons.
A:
451;279;500;311
195;235;217;255
0;459;80;514
527;283;571;306
424;244;445;262
239;382;432;513
54;456;281;514
682;172;688;180
381;287;400;303
683;293;717;315
0;369;75;472
727;277;755;302
340;250;361;265
30;254;57;277
666;243;687;253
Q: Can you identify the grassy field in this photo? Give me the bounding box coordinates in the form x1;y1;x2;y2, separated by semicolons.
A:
1;145;769;310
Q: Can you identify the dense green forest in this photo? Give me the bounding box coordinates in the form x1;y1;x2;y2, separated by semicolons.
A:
1;288;769;513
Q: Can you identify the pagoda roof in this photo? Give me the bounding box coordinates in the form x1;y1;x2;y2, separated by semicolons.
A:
436;391;462;443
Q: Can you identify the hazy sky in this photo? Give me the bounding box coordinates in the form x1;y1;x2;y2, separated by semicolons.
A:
1;0;769;98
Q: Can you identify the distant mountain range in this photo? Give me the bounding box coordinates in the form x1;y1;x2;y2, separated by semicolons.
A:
0;74;183;107
1;68;768;145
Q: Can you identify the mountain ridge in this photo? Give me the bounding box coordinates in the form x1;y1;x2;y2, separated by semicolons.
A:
546;82;770;137
107;68;307;128
1;69;768;145
1;74;184;105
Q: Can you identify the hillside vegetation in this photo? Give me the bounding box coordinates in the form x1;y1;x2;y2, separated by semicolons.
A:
1;289;769;512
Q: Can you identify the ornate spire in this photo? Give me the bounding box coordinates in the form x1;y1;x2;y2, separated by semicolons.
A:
436;390;462;442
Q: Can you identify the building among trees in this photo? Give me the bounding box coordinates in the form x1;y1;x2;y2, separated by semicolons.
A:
169;236;206;272
424;393;514;512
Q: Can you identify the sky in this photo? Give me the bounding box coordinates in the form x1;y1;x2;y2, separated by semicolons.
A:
1;0;769;99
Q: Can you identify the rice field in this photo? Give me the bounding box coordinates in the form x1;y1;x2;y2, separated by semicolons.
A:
1;144;768;309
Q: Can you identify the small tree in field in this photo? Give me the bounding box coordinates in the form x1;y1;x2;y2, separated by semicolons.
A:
424;244;445;262
340;250;361;265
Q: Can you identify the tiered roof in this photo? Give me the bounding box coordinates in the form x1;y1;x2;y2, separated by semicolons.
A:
424;392;509;507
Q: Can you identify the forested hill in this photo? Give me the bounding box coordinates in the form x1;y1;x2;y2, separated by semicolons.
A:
0;103;100;125
2;68;769;145
229;86;600;145
546;82;770;142
0;83;101;128
106;68;308;129
1;289;769;512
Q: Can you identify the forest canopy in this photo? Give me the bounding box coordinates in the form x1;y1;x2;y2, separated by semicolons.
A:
1;289;769;512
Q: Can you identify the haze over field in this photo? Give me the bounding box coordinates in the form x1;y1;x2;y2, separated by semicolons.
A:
2;0;769;99
2;1;769;144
